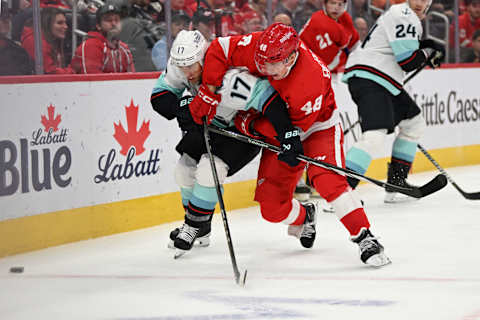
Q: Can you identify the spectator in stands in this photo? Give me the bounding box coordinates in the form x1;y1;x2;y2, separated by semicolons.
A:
0;4;34;75
450;0;480;48
351;0;367;19
21;7;73;74
11;0;32;42
239;0;268;29
295;0;323;30
151;13;190;70
273;12;292;26
354;16;368;42
371;0;386;19
187;0;237;36
151;0;189;23
275;0;301;31
462;29;480;62
192;8;215;41
234;10;263;34
186;0;225;17
117;0;160;71
71;4;135;73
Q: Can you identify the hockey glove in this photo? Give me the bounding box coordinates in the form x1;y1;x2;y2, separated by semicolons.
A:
189;84;221;125
277;128;303;167
427;50;444;69
419;39;445;68
234;110;264;139
176;96;200;132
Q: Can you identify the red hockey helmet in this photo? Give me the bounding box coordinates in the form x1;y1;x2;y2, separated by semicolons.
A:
254;23;299;74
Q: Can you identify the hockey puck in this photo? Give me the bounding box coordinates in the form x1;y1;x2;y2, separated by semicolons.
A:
9;266;24;273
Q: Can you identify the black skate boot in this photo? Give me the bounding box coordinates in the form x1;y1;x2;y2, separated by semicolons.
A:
173;217;211;259
384;159;416;203
287;202;317;248
351;228;391;267
168;214;212;249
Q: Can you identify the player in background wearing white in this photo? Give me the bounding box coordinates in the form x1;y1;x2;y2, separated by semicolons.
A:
296;0;360;203
341;0;444;202
150;30;293;257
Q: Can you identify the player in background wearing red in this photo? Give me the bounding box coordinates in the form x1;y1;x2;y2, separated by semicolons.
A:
296;0;360;202
299;0;360;75
188;23;391;267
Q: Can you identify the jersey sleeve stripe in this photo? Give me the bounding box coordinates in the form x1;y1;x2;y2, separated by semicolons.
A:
150;90;169;100
398;51;417;66
261;91;280;114
217;36;231;60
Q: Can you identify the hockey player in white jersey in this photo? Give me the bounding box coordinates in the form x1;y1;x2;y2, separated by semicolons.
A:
150;30;288;257
342;0;444;202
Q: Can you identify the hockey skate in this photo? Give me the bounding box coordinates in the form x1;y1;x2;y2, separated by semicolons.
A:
168;222;211;249
384;160;418;203
173;220;211;259
351;228;391;267
287;202;317;248
294;178;311;202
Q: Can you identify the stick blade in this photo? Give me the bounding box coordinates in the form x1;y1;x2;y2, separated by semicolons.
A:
419;174;448;197
236;270;247;287
460;190;480;200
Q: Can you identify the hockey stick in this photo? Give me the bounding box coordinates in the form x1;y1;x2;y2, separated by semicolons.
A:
202;118;247;286
208;126;447;198
417;144;480;200
343;119;361;136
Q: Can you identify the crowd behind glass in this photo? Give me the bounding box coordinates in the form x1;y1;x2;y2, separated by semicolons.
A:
0;0;479;76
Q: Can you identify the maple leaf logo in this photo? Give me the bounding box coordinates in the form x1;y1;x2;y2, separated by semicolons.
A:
41;104;61;132
113;99;151;156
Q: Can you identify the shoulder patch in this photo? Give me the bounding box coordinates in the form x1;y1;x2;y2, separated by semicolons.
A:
401;7;411;16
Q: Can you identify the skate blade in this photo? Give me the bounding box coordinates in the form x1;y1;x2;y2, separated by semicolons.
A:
174;249;188;259
287;224;303;238
168;237;210;249
384;192;419;203
365;253;392;267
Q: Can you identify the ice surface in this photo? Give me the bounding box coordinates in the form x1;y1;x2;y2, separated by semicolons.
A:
1;166;480;320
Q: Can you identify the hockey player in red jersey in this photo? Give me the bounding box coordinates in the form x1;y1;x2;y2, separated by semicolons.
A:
299;0;360;74
188;23;391;267
297;0;360;201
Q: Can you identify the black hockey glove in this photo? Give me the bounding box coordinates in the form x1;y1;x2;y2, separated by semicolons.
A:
277;128;303;167
419;39;445;68
176;95;200;132
427;50;444;69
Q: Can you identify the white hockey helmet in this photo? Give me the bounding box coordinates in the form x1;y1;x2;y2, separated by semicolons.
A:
170;30;208;67
407;0;433;15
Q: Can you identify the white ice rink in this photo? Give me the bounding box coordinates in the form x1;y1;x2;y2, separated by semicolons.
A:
1;165;480;320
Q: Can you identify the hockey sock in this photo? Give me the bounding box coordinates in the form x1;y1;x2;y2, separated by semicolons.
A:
339;208;371;236
391;137;417;164
185;182;222;226
345;146;372;188
180;186;193;208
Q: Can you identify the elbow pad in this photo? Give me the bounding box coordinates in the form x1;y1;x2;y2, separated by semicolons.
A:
150;90;178;120
398;49;427;72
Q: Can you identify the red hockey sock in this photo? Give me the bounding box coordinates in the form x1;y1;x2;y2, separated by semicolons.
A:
340;208;371;236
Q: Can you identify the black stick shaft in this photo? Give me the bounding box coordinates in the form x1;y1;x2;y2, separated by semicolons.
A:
202;119;243;283
208;126;427;198
417;144;480;200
